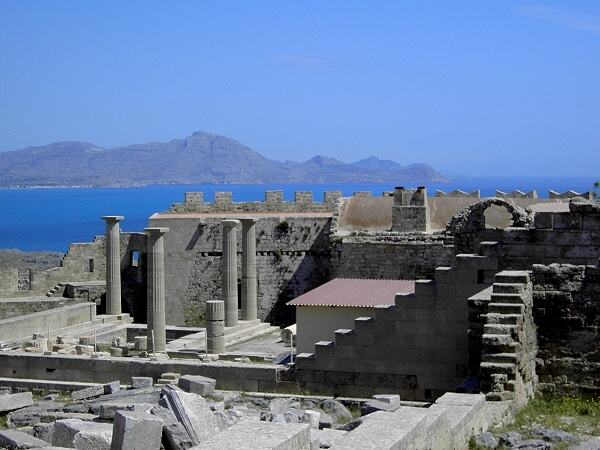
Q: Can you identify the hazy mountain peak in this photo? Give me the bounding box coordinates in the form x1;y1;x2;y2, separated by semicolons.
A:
0;131;447;187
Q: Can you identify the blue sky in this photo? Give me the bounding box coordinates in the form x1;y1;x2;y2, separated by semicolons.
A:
1;1;599;176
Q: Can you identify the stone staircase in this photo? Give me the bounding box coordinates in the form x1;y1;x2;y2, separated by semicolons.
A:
479;271;531;401
166;319;280;353
46;282;66;297
51;313;133;343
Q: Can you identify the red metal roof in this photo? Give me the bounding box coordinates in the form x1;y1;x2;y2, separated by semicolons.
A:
287;278;415;308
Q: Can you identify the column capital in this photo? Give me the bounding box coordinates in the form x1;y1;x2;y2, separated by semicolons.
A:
102;215;124;223
239;217;258;225
145;227;169;236
221;219;240;228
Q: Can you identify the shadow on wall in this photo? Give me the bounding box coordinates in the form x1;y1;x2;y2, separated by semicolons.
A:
266;224;332;327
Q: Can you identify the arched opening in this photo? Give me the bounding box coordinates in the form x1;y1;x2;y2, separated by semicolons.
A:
483;204;514;229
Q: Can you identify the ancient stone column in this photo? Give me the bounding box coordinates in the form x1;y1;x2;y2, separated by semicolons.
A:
102;215;124;315
221;220;240;327
146;227;169;353
206;300;225;354
240;218;258;321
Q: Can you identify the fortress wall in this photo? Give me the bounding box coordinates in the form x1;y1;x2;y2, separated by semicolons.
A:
532;263;600;396
170;190;341;213
485;211;600;270
330;234;455;280
148;215;332;327
0;268;18;295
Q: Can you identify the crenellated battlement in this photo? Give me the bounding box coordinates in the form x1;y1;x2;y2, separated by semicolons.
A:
169;190;344;213
435;189;481;198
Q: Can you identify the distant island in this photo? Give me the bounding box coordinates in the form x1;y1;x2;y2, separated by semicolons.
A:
0;131;448;187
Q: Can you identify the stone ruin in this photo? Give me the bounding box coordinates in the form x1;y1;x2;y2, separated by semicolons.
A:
0;187;599;448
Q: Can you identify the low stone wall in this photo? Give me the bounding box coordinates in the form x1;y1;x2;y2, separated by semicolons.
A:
0;302;96;343
532;263;600;396
0;297;75;320
0;353;293;393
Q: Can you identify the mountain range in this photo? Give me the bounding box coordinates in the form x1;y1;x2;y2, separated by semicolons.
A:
0;131;447;187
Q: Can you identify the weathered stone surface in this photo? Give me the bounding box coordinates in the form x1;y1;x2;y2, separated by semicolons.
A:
110;409;163;450
361;399;402;416
98;402;155;420
319;399;353;424
150;406;196;450
177;375;216;396
372;394;400;404
310;428;347;449
161;387;220;443
8;404;96;428
472;432;499;449
33;422;55;443
511;440;551;450
103;381;120;395
130;377;153;389
531;426;576;443
190;420;310;450
0;392;34;412
52;419;113;448
499;431;522;447
73;428;112;450
0;429;50;449
71;385;104;401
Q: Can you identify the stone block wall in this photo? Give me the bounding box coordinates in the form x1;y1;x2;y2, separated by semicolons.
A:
391;187;430;232
148;215;333;327
330;232;455;280
0;268;18;295
532;263;600;396
293;253;497;401
0;297;74;320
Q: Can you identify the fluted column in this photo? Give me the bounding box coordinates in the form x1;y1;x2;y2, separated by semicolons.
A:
146;227;169;353
102;216;124;315
221;220;239;327
240;218;258;321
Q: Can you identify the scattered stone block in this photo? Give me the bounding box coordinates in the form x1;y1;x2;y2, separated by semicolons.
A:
71;385;104;401
73;428;112;450
303;410;320;429
191;421;310;450
361;398;402;416
473;432;499;449
161;386;220;443
0;429;50;449
110;409;163;450
99;402;155;420
150;406;196;450
33;422;55;443
103;381;120;395
130;377;153;389
177;375;216;396
109;347;124;357
372;394;400;404
75;345;94;355
52;419;113;448
320;399;353;424
133;336;147;351
0;392;34;413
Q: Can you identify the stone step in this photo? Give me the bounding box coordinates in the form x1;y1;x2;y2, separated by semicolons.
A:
482;334;514;347
490;293;524;304
494;271;530;285
481;353;518;364
492;283;525;294
314;340;334;358
294;352;315;370
483;323;520;335
487;303;524;315
224;322;280;347
480;362;516;375
484;313;523;325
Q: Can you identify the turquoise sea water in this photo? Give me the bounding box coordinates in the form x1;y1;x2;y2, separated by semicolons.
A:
0;177;596;252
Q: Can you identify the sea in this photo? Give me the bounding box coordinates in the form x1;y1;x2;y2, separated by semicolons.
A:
0;176;597;252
